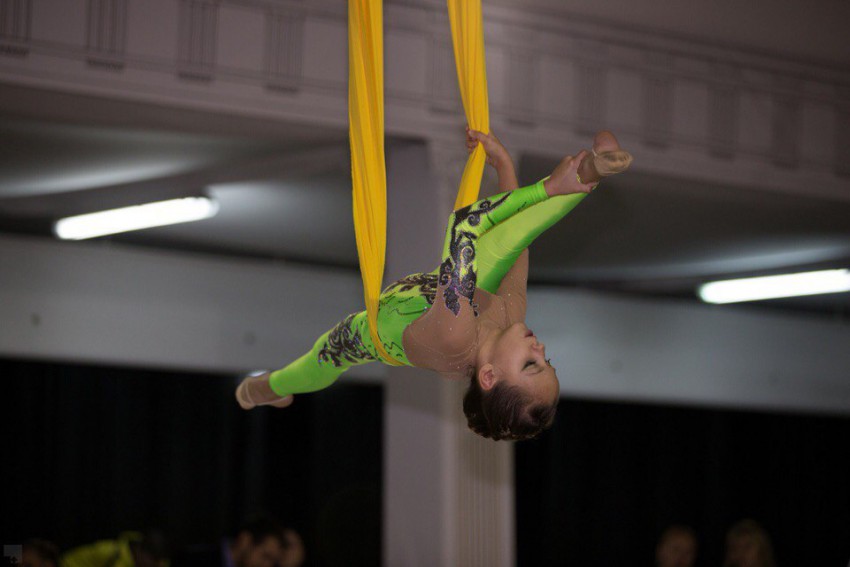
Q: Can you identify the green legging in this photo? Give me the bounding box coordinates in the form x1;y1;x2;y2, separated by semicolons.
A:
269;180;586;397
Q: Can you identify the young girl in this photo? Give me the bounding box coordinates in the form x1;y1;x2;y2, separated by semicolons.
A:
236;128;632;441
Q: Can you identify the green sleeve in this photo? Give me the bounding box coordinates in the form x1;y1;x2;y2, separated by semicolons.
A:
440;180;549;257
474;190;586;293
437;179;571;315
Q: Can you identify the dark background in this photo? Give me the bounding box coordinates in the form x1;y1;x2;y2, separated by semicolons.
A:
516;398;850;567
3;358;849;566
0;358;383;567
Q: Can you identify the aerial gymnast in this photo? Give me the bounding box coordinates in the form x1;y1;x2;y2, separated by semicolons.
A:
236;128;632;441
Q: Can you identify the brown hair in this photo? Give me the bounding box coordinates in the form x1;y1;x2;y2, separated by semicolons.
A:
658;524;697;546
724;519;775;567
462;375;557;441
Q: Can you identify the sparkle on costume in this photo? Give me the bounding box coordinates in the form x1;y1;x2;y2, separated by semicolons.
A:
439;193;511;316
384;273;438;305
318;313;376;367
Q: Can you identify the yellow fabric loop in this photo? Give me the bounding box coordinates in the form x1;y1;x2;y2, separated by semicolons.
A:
348;0;490;365
348;0;402;365
448;0;490;211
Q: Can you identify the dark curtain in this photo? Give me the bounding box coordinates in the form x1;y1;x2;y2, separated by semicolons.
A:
0;357;382;567
516;398;850;567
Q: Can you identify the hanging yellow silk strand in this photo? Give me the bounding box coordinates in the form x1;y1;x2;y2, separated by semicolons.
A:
349;0;490;365
348;0;402;365
448;0;490;210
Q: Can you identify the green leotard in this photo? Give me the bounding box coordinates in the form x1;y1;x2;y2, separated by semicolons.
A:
269;179;586;397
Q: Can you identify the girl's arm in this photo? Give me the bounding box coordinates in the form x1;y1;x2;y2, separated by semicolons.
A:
410;134;593;358
466;127;519;192
495;249;529;323
462;129;592;323
411;178;552;358
467;127;596;197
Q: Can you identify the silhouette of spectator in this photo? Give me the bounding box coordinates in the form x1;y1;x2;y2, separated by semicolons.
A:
62;531;168;567
277;528;304;567
22;539;60;567
3;544;23;567
723;519;775;567
655;525;697;567
172;516;284;567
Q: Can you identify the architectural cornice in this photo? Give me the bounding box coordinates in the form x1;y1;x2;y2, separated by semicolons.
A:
0;0;847;200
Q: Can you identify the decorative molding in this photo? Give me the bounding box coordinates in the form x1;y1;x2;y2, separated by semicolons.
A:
428;138;469;211
572;38;609;136
264;8;303;92
707;63;740;159
428;33;462;115
178;0;218;81
574;63;605;136
86;0;127;69
0;0;848;195
835;87;850;178
507;48;536;126
0;0;31;56
770;77;802;168
642;50;674;148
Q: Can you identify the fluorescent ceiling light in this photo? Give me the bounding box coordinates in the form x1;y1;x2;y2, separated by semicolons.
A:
698;269;850;304
55;196;219;240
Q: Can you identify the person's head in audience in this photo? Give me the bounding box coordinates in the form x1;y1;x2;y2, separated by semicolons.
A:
655;525;697;567
277;528;305;567
723;519;775;567
231;517;286;567
129;530;170;567
22;539;60;567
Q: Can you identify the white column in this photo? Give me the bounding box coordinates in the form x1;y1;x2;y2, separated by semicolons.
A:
382;140;515;567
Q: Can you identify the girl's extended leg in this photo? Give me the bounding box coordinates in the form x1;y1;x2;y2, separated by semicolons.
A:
236;311;377;408
433;179;587;298
474;192;585;293
472;130;629;292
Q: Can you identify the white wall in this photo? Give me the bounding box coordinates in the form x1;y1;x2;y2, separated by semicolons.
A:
530;288;850;414
2;233;848;415
0;233;372;378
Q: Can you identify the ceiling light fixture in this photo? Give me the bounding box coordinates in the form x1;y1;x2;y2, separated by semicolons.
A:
54;196;219;240
698;269;850;304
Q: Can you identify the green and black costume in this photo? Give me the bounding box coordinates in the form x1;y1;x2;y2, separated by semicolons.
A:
269;180;586;397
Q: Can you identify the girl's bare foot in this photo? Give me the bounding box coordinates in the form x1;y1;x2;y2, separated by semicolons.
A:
578;130;633;184
235;372;294;409
592;130;622;154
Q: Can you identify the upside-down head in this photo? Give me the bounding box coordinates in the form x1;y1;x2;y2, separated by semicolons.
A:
463;322;559;441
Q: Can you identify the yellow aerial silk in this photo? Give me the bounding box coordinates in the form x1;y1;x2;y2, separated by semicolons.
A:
348;0;400;365
349;0;489;364
448;0;489;210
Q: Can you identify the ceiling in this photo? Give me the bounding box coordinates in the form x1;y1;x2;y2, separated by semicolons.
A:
489;0;850;68
1;86;849;318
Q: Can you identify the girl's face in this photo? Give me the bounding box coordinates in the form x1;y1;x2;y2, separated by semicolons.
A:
490;322;559;404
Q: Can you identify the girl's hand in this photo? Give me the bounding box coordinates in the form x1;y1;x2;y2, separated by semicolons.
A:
466;127;512;170
542;151;598;196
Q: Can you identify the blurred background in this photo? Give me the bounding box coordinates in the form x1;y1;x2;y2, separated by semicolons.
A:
1;0;849;566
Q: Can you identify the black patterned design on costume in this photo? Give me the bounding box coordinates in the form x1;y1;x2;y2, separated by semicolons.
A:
440;193;511;316
385;273;438;305
318;313;376;367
